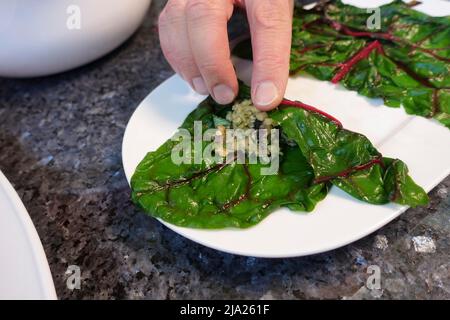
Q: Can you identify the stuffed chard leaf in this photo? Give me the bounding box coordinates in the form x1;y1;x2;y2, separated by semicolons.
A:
131;85;428;229
131;97;328;229
233;0;450;128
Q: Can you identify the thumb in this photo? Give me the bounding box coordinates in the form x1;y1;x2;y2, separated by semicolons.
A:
245;0;293;110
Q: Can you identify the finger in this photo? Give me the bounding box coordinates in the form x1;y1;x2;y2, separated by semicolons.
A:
158;0;208;94
186;0;238;104
245;0;294;110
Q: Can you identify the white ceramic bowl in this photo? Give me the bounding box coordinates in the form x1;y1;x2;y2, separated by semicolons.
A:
0;0;151;77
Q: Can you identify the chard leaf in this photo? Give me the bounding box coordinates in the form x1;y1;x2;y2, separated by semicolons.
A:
131;85;428;229
131;97;328;229
234;0;450;129
270;98;428;207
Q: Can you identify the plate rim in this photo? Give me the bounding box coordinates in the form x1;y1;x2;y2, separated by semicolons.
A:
0;170;57;299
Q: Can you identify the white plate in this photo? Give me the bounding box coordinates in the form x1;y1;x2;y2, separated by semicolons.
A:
122;0;450;257
0;171;56;299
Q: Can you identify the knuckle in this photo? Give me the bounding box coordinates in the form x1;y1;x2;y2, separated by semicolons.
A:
254;51;288;70
159;0;185;27
197;60;221;75
177;55;196;72
252;0;289;29
161;45;177;65
159;16;183;31
158;11;168;28
163;0;186;17
186;0;225;24
163;47;192;69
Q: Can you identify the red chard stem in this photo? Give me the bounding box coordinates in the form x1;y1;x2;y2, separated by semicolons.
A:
332;40;383;84
280;99;343;127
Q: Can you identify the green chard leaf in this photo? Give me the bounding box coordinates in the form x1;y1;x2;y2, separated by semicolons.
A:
131;84;428;229
271;99;428;206
131;97;328;229
233;0;450;129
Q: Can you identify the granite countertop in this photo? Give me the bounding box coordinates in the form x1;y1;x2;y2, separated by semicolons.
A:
0;2;449;300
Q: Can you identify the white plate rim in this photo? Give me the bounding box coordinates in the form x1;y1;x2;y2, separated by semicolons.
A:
0;170;57;299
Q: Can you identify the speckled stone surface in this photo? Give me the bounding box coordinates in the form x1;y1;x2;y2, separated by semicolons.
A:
0;1;449;300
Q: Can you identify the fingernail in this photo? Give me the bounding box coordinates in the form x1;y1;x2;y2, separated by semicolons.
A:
212;84;235;104
254;81;279;107
192;77;208;95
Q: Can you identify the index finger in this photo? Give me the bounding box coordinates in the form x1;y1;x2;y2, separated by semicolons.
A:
186;0;238;105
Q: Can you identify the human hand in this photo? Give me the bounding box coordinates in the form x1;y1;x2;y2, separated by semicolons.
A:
158;0;294;110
